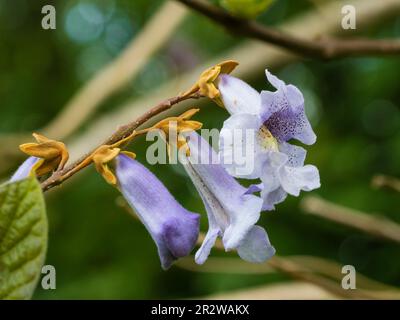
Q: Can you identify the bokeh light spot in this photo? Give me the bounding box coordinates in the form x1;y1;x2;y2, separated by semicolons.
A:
65;2;105;44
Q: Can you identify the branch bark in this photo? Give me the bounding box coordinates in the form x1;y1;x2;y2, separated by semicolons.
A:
40;93;201;191
175;0;400;59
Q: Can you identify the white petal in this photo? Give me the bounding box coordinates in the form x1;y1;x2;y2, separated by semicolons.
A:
261;187;287;211
219;74;261;115
259;152;287;210
219;113;265;179
279;142;306;167
195;228;220;265
237;226;275;263
9;157;39;183
222;193;263;251
260;151;286;193
279;164;320;196
286;84;305;110
265;69;285;89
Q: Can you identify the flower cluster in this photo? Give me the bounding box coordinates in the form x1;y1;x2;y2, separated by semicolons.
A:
9;62;320;270
218;70;320;210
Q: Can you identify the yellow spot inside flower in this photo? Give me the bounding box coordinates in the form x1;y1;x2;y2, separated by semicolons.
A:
257;125;279;152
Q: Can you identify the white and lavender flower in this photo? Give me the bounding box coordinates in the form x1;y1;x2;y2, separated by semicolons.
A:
115;154;200;270
180;131;275;264
218;70;320;210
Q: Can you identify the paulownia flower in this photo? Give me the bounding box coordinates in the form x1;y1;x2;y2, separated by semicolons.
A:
115;154;200;270
179;131;275;264
218;70;320;210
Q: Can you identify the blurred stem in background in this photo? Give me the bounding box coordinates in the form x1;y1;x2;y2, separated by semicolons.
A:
301;196;400;244
175;0;400;59
119;195;400;299
178;239;400;299
177;252;400;299
371;174;400;193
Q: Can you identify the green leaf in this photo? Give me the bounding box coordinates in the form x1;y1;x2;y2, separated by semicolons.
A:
220;0;275;19
0;177;48;300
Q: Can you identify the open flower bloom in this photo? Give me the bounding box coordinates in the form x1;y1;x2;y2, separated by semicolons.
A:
115;154;200;269
219;70;320;210
179;131;275;264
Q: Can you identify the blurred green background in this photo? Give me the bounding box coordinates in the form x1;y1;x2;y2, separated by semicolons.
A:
0;0;399;299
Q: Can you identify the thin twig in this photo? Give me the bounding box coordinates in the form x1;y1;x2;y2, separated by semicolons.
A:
371;174;400;193
40;92;202;191
267;256;399;299
176;256;276;274
301;196;400;244
288;255;398;292
175;0;400;59
177;254;398;293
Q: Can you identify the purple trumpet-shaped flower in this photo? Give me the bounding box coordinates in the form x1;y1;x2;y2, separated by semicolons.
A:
115;154;200;270
218;70;320;210
180;131;275;264
9;157;40;183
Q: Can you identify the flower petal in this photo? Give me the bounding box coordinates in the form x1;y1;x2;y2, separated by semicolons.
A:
219;74;261;115
237;226;275;263
222;193;263;251
184;132;263;252
245;182;263;195
219;113;265;178
116;154;200;269
261;70;316;145
195;226;220;265
259;152;286;210
279;142;306;167
9;157;39;183
261;186;287;211
279;164;320;197
265;69;285;89
259;150;320;209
